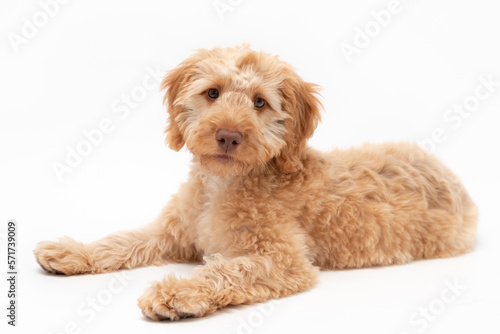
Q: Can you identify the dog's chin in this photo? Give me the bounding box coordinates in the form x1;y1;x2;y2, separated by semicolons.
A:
197;154;253;178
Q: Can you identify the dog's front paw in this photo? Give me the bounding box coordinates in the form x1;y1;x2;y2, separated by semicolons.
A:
33;237;92;275
137;276;215;321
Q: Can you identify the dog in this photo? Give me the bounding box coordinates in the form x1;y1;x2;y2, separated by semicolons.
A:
34;44;478;321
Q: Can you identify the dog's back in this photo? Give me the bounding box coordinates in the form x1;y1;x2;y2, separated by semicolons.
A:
296;142;478;269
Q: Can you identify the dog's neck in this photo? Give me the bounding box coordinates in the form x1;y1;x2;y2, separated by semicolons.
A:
191;158;279;188
198;168;235;191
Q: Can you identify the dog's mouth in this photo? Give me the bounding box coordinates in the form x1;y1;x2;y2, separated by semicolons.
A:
212;154;235;163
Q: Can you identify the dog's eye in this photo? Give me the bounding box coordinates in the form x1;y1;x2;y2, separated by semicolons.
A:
254;97;266;109
207;88;219;99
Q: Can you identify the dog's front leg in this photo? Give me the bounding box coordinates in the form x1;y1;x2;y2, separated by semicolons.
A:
34;198;200;275
138;231;319;320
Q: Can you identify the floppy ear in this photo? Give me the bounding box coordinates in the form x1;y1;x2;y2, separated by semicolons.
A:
276;77;322;173
161;58;197;151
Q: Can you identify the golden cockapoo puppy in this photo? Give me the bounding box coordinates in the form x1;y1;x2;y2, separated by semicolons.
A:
34;45;478;320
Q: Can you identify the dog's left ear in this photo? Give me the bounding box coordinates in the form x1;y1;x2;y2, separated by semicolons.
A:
161;58;197;151
276;76;322;173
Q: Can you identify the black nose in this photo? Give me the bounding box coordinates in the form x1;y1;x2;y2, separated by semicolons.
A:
215;129;243;152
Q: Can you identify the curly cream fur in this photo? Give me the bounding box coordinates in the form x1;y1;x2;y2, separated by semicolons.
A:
34;44;477;320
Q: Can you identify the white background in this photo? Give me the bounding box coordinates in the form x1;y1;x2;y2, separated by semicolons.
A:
1;0;500;333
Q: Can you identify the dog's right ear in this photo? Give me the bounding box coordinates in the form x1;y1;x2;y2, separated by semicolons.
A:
161;58;197;151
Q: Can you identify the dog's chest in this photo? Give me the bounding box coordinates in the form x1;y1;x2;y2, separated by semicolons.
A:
195;175;236;255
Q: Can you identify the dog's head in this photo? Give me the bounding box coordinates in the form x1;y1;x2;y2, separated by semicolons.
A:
162;44;321;177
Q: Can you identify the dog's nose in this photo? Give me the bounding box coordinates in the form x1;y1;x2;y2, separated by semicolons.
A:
215;129;243;151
